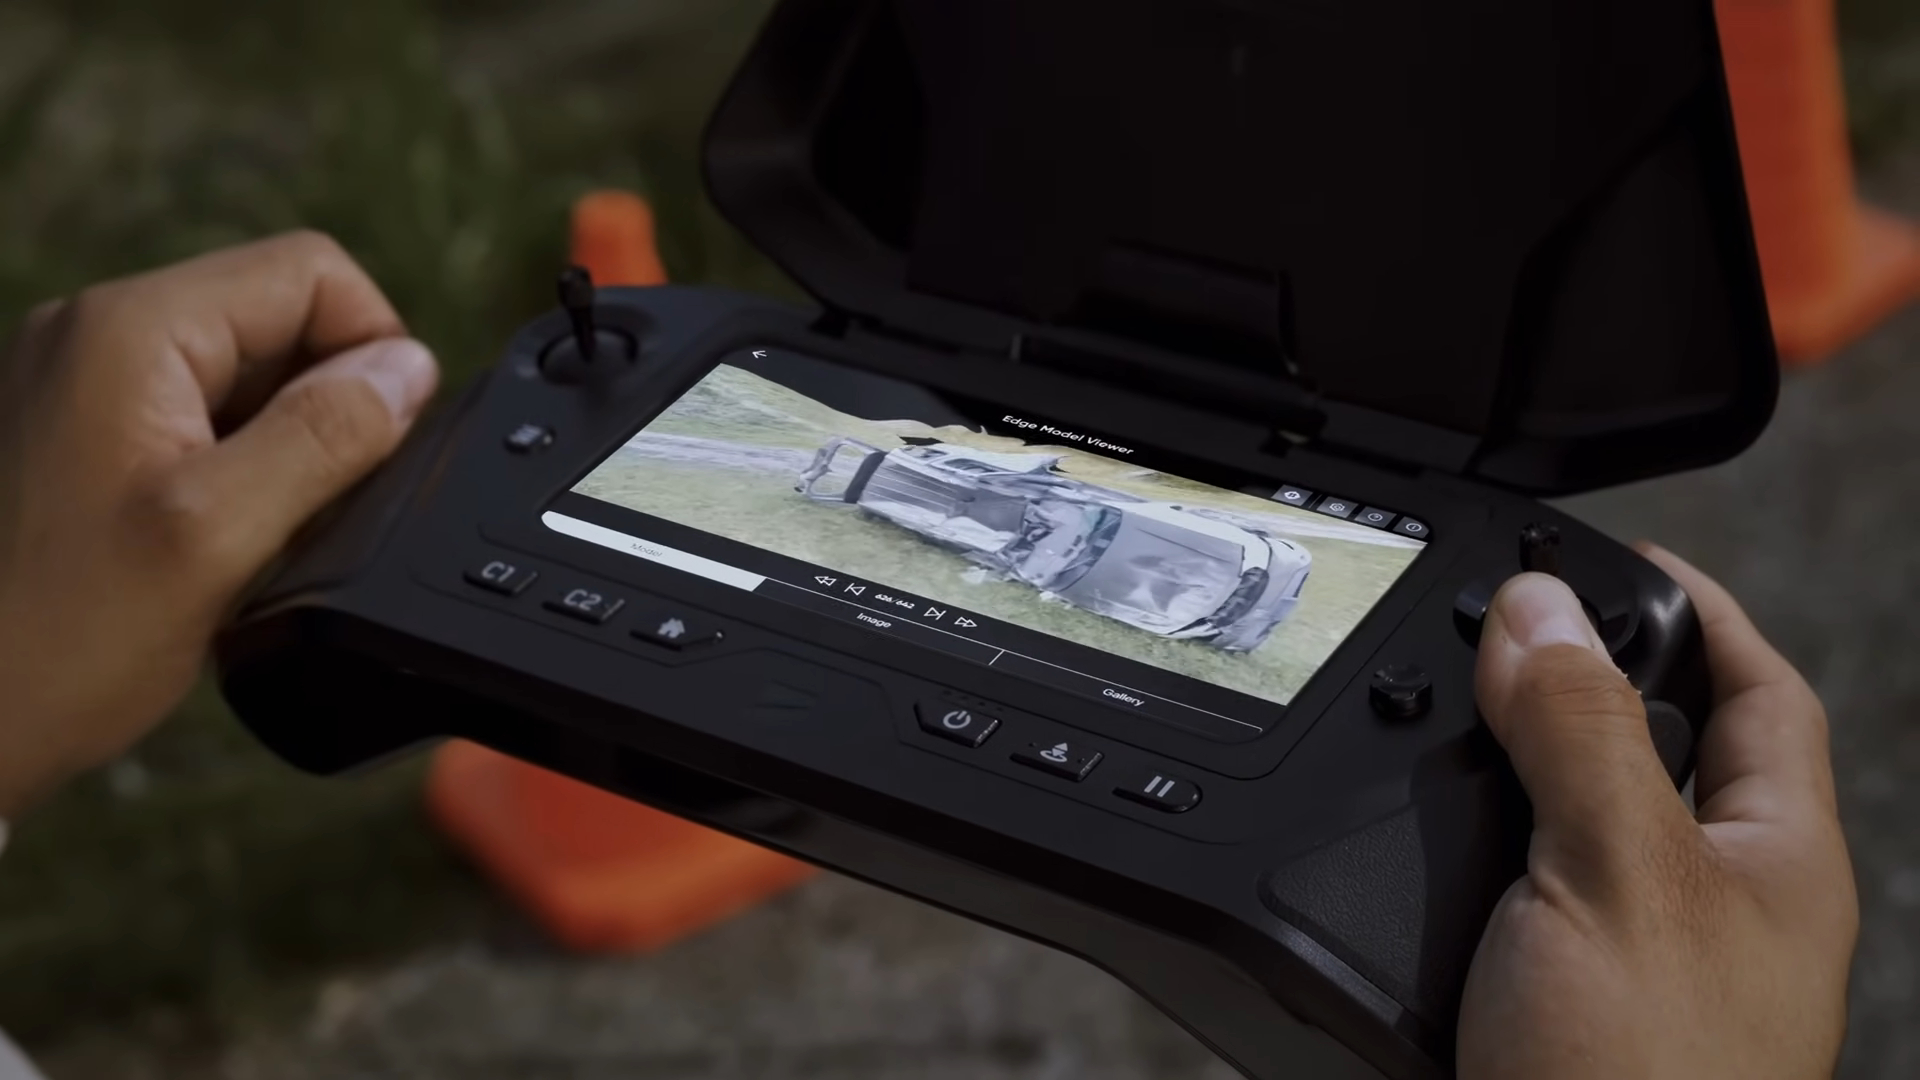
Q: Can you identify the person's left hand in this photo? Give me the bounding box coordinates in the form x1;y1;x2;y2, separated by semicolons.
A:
0;232;440;819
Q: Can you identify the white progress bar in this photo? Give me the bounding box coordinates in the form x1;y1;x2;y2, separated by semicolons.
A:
542;512;767;591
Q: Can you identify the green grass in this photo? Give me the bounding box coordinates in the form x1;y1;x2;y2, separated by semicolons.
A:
0;0;795;355
1841;0;1920;161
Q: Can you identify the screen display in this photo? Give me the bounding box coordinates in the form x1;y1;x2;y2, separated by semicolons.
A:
549;348;1428;742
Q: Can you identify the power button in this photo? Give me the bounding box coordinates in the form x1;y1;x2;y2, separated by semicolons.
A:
916;704;1000;748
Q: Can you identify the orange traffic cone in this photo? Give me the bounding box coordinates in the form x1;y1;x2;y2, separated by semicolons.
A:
568;190;669;289
1717;0;1920;366
423;190;818;953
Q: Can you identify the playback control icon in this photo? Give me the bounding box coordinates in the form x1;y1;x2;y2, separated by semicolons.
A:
1113;766;1202;813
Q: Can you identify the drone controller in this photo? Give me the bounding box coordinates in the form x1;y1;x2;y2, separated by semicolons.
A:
214;2;1778;1078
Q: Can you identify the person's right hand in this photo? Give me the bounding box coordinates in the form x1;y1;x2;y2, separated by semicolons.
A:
1458;545;1858;1080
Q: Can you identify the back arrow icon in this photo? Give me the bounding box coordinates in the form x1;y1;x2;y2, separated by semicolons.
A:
752;349;768;358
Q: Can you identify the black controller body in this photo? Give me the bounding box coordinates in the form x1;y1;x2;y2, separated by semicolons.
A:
219;285;1713;1080
218;0;1781;1074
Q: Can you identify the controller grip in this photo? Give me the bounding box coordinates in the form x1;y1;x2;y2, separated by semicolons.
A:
239;372;490;612
1260;572;1711;1066
1260;766;1524;1063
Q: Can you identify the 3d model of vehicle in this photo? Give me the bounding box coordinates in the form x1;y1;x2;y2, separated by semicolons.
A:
796;438;1312;652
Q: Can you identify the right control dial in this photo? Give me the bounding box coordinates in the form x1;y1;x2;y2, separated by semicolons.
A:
1453;522;1639;655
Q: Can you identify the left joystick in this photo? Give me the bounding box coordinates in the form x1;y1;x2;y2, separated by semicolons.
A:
558;265;600;364
541;265;637;383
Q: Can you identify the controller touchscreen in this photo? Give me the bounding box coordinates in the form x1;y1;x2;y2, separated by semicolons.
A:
546;348;1427;740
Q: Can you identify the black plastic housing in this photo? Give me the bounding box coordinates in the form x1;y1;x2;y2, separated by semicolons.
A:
216;2;1777;1078
704;0;1778;495
222;288;1711;1080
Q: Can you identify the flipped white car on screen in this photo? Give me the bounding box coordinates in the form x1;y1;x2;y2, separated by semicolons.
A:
796;438;1311;653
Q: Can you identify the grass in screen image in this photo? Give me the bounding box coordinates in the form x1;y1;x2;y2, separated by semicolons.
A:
573;364;1425;707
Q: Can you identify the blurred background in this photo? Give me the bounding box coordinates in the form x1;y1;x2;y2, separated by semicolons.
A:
2;1;1919;1077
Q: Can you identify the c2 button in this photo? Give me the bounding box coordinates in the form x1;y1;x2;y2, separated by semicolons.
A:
544;586;625;625
917;704;1000;749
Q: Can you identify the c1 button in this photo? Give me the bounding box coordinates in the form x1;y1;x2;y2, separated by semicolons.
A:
465;559;537;596
917;705;1000;749
1369;665;1433;719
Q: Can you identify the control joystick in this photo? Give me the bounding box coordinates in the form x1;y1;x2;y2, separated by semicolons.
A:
541;265;638;383
560;266;601;362
1518;522;1561;577
1455;522;1608;646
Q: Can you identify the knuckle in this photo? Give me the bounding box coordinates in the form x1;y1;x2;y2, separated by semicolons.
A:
3;297;70;361
1751;678;1833;750
278;376;394;478
23;296;70;335
1798;685;1833;738
1515;648;1645;721
273;228;351;267
60;282;118;330
126;471;233;575
37;284;129;360
61;280;150;345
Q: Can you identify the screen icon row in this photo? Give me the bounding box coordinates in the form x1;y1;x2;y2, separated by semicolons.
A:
1270;485;1427;539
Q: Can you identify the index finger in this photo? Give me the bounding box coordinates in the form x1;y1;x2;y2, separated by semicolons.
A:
70;230;406;422
1638;542;1838;824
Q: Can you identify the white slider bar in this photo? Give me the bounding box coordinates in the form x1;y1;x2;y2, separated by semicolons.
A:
542;512;768;591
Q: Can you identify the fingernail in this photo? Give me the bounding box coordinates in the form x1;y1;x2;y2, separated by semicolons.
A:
1497;573;1602;651
334;338;437;421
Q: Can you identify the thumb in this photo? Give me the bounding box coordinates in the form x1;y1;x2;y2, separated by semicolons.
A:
1476;573;1694;898
169;336;438;592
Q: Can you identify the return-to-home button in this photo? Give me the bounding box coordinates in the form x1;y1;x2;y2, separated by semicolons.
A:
916;704;1000;749
1012;740;1103;782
